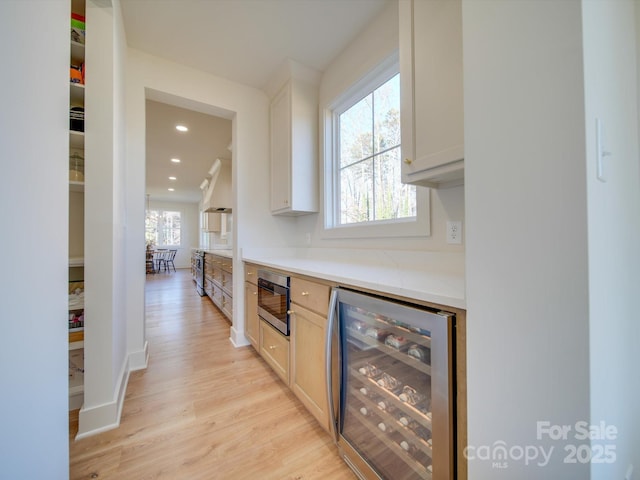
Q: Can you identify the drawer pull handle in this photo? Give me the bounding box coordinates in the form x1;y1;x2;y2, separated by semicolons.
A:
287;310;295;315
269;345;277;350
253;291;257;295
404;158;413;165
301;291;309;296
247;272;253;275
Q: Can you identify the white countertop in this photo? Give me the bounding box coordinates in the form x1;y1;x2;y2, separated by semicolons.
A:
193;247;233;258
203;249;232;258
242;247;466;309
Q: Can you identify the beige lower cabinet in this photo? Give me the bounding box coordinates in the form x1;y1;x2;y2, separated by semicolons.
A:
205;253;233;322
244;281;259;350
260;319;290;385
290;303;330;432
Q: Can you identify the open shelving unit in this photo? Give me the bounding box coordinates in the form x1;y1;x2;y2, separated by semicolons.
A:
69;0;86;411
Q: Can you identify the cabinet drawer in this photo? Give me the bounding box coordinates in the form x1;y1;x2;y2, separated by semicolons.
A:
245;263;258;285
221;257;232;274
291;277;331;316
222;270;233;295
221;292;233;321
260;320;290;385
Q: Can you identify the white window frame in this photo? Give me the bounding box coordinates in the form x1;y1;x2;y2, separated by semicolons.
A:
146;209;183;248
322;52;430;239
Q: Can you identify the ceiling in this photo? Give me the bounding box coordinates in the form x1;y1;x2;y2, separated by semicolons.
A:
125;0;391;204
145;100;232;203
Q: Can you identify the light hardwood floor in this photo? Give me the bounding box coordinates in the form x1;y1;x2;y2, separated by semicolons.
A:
69;269;356;480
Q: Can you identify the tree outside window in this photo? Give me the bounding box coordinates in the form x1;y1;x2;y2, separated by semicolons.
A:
337;74;416;225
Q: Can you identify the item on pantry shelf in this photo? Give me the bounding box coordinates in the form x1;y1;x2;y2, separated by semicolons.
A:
70;106;85;132
69;153;85;182
70;65;83;84
365;327;391;342
385;334;409;350
71;13;86;44
359;387;369;396
358;363;381;378
408;344;430;363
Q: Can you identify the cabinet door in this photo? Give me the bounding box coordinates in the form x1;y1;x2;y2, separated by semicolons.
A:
270;82;292;212
260;320;290;385
221;292;233;321
291;277;330;316
202;212;221;232
400;0;464;187
244;281;259;351
291;303;329;432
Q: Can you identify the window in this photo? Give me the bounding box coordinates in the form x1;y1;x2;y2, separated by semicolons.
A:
338;73;415;225
324;53;428;238
145;210;181;247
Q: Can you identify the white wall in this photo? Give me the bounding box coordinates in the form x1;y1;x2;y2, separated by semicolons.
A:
297;0;466;252
125;48;300;348
148;199;199;269
464;1;591;477
582;1;640;478
0;1;69;477
78;0;130;437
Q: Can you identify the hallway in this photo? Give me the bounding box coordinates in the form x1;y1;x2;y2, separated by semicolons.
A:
69;269;355;479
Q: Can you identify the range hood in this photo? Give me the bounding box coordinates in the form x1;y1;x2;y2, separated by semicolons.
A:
202;158;232;213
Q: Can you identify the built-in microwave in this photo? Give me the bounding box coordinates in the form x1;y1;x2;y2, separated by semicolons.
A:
257;269;290;335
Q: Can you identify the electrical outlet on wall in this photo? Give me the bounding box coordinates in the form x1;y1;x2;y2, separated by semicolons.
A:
446;221;463;245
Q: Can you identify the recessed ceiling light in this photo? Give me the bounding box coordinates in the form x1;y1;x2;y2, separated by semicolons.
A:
168;188;175;192
170;158;181;163
175;125;188;132
168;176;177;181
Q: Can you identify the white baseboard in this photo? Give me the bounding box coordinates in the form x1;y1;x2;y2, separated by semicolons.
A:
69;391;84;411
75;353;131;439
128;340;149;371
229;326;250;348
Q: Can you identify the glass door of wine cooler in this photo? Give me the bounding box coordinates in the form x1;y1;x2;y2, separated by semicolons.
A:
330;288;454;480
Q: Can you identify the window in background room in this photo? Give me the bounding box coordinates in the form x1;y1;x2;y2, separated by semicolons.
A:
145;210;181;247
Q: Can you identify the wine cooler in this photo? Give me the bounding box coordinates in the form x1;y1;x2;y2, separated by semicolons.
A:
327;288;455;480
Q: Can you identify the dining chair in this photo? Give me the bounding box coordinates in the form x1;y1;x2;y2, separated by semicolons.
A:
165;249;177;272
153;249;168;272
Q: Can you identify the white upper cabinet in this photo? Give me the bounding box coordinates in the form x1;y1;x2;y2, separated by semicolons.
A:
269;73;319;215
400;0;464;188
